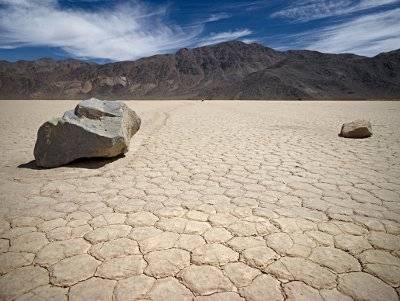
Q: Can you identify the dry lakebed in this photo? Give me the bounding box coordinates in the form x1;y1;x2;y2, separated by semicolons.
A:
0;100;399;301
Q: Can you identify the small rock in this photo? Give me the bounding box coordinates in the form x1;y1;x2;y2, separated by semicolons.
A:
339;119;372;139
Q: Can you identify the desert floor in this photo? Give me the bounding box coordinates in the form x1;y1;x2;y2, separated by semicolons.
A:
0;100;399;301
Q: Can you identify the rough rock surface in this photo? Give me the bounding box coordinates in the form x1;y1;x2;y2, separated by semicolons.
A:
34;98;141;167
1;41;400;100
339;119;372;139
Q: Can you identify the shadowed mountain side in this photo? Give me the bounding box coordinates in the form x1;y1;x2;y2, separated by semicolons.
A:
0;41;399;100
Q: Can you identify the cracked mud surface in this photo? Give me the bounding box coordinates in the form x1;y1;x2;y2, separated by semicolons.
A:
0;100;399;301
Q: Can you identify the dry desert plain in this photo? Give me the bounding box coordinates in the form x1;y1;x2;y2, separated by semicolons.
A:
0;100;400;301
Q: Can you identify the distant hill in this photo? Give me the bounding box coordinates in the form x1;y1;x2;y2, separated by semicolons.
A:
0;41;399;100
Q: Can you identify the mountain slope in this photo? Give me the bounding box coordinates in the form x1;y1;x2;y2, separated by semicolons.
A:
238;50;400;99
0;41;399;100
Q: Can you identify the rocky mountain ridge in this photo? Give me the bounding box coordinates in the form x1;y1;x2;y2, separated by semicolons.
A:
1;41;399;100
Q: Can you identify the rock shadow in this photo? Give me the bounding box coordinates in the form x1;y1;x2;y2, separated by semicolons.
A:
18;155;124;170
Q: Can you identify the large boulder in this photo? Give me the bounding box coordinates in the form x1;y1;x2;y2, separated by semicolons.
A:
34;98;141;168
339;120;372;139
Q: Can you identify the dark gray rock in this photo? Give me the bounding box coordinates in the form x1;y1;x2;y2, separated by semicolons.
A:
34;98;141;168
339;120;372;139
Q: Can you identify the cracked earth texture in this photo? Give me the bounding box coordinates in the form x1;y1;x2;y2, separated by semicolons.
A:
0;100;399;301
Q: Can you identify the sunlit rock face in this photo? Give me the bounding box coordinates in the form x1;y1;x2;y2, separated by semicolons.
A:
34;98;141;168
339;120;372;139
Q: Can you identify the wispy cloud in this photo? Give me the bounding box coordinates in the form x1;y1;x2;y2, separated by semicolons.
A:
0;0;202;61
272;0;399;21
206;13;231;22
197;29;253;47
284;8;400;56
356;0;400;9
241;38;258;44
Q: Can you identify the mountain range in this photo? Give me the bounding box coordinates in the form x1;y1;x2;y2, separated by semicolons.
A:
0;41;399;100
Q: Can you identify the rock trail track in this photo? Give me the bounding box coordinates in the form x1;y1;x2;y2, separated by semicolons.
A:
0;100;399;301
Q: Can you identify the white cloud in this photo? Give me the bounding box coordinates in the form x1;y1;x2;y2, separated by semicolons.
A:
356;0;400;9
198;29;252;47
241;38;258;44
0;0;202;61
206;13;231;23
272;0;400;21
272;0;352;21
295;8;400;56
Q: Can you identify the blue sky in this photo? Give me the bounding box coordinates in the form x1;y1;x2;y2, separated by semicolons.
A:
0;0;399;62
